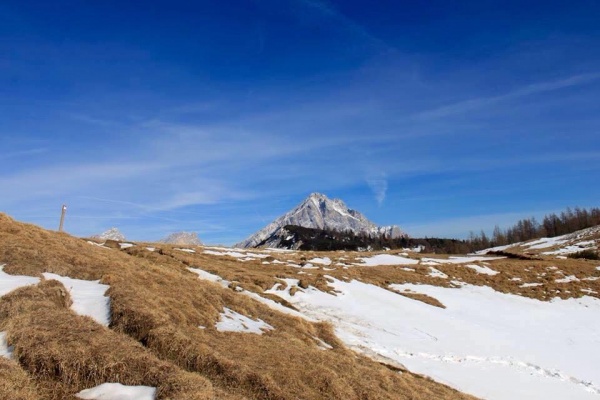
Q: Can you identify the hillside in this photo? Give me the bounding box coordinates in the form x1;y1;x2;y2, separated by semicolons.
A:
478;225;600;259
1;214;599;399
0;213;474;400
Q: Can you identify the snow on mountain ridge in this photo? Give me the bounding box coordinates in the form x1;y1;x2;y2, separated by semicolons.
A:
91;228;125;241
235;193;405;248
160;232;203;246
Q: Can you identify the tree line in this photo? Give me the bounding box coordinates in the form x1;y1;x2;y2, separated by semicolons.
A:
273;206;599;254
467;207;600;250
278;225;476;253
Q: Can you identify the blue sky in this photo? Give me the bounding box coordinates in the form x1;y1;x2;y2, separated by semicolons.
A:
1;0;599;244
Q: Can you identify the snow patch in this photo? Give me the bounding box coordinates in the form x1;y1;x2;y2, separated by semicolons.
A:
427;267;448;279
87;241;109;249
464;264;499;276
76;383;156;400
0;265;40;296
309;257;332;266
175;248;195;253
543;241;598;255
421;256;505;264
0;332;13;359
524;236;569;250
189;268;312;320
203;250;268;260
520;283;543;288
355;254;419;266
216;307;273;335
188;268;230;288
42;273;110;326
313;336;333;350
555;275;579;284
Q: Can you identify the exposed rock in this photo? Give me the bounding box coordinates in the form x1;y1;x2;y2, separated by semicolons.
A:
91;228;125;242
160;232;202;246
236;193;405;248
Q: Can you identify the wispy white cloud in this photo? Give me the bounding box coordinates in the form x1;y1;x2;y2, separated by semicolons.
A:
418;72;600;119
366;173;388;206
0;148;47;160
294;0;393;50
0;161;165;204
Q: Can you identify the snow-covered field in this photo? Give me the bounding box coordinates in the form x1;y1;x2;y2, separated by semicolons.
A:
269;277;600;400
2;236;599;400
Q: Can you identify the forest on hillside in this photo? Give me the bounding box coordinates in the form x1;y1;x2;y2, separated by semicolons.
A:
466;207;600;250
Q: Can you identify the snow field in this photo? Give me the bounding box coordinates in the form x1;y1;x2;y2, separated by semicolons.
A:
268;277;600;400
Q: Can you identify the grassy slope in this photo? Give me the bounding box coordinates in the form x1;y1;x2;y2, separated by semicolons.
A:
0;214;477;400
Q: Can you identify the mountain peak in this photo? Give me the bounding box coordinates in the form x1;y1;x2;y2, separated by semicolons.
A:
235;193;405;248
160;231;202;246
92;227;125;241
308;192;326;199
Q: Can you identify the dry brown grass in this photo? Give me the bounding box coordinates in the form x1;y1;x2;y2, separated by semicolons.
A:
392;290;446;308
0;213;477;400
0;280;216;400
160;246;599;305
0;357;40;400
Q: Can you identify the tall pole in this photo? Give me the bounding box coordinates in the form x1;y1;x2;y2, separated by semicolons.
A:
58;204;67;232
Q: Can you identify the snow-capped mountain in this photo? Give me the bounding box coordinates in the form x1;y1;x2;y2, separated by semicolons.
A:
235;193;405;248
91;227;126;241
160;232;203;246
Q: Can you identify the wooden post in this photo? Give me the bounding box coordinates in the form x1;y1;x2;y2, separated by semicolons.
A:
58;204;67;232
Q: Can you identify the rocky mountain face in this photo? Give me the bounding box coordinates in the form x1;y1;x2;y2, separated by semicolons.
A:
235;193;405;248
91;227;126;242
160;232;203;246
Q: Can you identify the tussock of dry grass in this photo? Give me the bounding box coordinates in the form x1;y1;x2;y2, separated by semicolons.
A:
0;213;477;400
0;281;215;400
0;358;39;400
393;291;446;308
